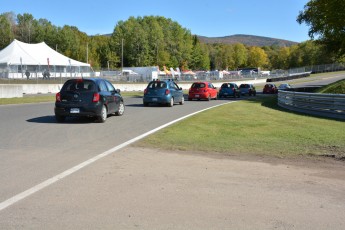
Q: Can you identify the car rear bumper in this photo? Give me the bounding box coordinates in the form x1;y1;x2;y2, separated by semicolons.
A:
54;103;102;117
218;91;236;97
143;95;171;104
188;93;209;99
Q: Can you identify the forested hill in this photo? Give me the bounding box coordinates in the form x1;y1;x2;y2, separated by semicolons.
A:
103;33;297;47
197;34;298;47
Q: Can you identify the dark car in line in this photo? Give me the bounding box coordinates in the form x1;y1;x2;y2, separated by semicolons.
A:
263;83;278;94
143;79;184;107
218;82;241;98
54;78;125;123
188;82;218;101
278;83;292;91
239;83;257;96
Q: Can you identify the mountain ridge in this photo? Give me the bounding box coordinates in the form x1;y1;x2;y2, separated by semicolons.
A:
100;33;298;47
197;34;298;47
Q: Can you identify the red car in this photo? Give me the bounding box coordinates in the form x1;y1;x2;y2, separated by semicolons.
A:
188;82;218;101
263;83;278;94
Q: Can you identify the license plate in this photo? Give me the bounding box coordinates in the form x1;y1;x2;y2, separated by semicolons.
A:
152;98;158;102
70;108;80;113
195;95;199;98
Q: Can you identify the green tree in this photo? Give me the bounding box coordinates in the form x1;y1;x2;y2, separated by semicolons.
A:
288;45;302;68
111;16;194;69
208;44;234;70
88;35;117;70
189;36;210;70
232;43;247;69
57;26;88;62
297;0;345;58
17;13;37;43
277;47;291;69
0;13;15;49
35;18;59;48
247;46;268;68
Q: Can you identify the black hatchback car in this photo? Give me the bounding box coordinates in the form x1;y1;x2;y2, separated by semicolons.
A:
55;78;125;123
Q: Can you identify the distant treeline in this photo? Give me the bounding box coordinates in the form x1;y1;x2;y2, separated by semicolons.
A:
0;12;341;71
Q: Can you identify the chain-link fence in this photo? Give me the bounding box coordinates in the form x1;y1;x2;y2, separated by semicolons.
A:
2;63;345;84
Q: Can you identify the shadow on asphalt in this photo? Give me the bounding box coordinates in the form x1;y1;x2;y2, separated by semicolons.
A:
26;116;97;124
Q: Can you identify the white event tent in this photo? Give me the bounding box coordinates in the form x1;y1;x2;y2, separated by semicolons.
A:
0;39;91;79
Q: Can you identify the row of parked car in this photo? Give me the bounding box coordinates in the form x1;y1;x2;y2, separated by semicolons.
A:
54;78;291;123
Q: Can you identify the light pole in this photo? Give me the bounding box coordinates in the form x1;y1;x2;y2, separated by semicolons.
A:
121;38;124;76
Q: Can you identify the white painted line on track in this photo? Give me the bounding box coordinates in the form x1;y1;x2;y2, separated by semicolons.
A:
0;101;236;211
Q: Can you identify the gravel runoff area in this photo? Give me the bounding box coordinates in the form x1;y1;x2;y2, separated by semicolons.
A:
111;147;345;230
3;146;344;229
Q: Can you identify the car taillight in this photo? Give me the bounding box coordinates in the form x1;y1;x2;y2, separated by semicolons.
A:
56;92;61;102
144;88;148;94
92;93;100;102
165;89;170;95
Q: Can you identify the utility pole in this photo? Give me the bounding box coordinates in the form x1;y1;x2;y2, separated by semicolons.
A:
121;38;124;76
86;43;89;63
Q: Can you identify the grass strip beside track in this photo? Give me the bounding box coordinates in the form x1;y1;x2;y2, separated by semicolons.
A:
0;91;143;105
314;79;345;94
135;96;345;158
0;95;56;105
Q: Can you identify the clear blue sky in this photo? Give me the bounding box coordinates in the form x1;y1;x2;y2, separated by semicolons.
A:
0;0;310;42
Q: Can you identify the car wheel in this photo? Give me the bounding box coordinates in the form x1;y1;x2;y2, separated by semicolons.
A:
169;97;174;107
55;115;65;123
143;102;149;107
179;97;184;105
97;105;107;123
188;98;192;101
115;101;125;116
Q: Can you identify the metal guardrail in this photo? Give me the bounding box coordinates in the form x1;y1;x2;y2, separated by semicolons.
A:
278;91;345;120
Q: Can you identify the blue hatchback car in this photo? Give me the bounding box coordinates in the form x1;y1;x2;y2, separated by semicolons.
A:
143;79;184;107
218;82;241;98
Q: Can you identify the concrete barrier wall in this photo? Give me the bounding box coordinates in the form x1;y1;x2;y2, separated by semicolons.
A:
0;85;23;98
22;84;63;94
0;78;267;98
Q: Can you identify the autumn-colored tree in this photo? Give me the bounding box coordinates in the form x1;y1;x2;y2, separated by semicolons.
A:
247;46;268;68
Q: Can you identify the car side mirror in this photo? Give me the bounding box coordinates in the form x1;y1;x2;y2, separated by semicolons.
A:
179;87;182;90
116;89;121;94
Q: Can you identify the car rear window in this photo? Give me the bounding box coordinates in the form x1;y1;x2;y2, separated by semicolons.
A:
192;83;206;88
240;84;249;88
62;80;96;92
148;81;167;89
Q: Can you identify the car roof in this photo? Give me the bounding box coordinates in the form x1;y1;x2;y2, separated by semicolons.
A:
150;79;175;83
193;81;209;84
65;78;108;83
